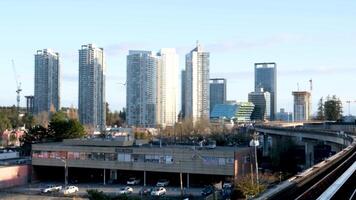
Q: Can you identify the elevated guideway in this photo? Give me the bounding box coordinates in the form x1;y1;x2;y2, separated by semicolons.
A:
255;123;356;200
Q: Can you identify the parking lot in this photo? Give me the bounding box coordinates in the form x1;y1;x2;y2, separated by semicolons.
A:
3;182;206;199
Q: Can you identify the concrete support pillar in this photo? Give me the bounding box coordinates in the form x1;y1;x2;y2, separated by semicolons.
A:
262;133;269;157
143;171;146;187
103;169;106;185
305;142;315;168
110;169;117;180
64;166;68;186
187;173;190;188
271;135;280;147
328;143;343;155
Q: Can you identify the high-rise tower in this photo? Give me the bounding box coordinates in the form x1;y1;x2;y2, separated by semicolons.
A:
156;48;179;127
78;44;106;130
126;51;158;127
254;62;276;120
209;78;226;113
34;49;60;114
184;42;210;123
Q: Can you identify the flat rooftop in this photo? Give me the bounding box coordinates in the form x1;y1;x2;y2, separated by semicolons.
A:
32;140;242;152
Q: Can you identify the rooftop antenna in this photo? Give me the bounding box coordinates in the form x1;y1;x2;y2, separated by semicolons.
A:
297;82;299;91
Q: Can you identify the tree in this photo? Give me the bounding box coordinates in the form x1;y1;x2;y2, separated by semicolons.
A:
235;174;268;199
87;189;109;200
316;97;325;120
0;113;11;132
67;106;78;120
106;103;125;127
49;111;85;141
22;114;36;128
34;111;49;128
324;95;343;120
20;125;50;156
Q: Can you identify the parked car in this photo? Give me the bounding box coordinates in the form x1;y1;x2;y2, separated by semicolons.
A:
119;186;133;194
156;179;169;187
151;187;166;196
62;186;79;195
223;182;233;189
127;177;140;185
41;185;62;193
139;187;153;196
201;186;214;196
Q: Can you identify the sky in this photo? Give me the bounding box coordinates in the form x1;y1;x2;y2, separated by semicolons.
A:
1;0;356;115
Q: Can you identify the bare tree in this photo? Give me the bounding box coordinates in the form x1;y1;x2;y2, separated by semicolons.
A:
83;124;95;135
34;111;49;128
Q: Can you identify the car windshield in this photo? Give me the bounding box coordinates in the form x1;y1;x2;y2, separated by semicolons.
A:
129;178;135;181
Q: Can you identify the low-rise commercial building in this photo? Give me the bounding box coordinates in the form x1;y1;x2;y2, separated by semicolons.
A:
32;138;252;186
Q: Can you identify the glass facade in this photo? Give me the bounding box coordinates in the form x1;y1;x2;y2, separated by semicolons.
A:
254;63;276;120
78;44;106;130
209;78;226;114
126;51;158;127
34;49;60;114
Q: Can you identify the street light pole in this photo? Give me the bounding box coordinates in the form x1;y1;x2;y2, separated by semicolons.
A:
254;142;259;187
250;133;260;190
58;158;68;186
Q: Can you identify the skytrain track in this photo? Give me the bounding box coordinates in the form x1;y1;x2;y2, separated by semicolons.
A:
256;126;356;200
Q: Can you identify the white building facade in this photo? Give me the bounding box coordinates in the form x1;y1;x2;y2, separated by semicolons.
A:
184;43;210;123
156;48;179;127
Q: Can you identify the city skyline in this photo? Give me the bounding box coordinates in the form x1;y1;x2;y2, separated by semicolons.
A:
1;1;356;115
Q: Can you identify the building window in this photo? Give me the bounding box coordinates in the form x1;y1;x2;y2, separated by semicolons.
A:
118;153;131;162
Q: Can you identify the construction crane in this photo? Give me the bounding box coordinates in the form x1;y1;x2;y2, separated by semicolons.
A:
345;100;356;116
11;59;22;113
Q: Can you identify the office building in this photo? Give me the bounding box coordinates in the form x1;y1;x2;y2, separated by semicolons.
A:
126;51;158;127
210;102;254;122
276;108;293;122
293;91;311;121
34;49;60;114
156;48;179;127
210;78;226;113
78;44;106;130
254;62;276;120
184;42;210;123
248;90;271;121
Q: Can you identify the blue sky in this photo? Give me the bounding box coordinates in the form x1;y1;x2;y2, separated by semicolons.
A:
1;0;356;115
